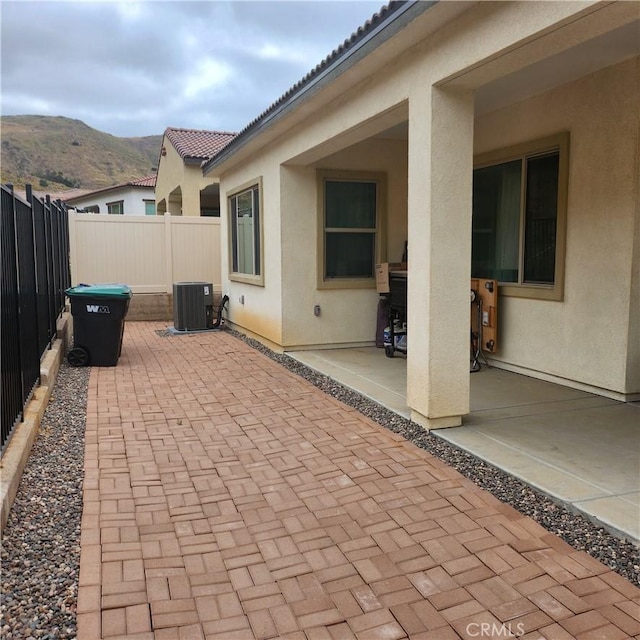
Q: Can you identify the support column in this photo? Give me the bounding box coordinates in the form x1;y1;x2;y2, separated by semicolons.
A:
406;85;474;429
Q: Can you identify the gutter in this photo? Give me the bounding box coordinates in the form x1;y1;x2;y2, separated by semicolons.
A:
203;0;436;174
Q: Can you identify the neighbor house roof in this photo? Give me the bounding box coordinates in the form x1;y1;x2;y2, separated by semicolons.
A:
130;174;157;188
203;0;432;173
62;174;157;203
164;128;237;163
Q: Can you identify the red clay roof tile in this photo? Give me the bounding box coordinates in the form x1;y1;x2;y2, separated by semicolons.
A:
165;128;236;161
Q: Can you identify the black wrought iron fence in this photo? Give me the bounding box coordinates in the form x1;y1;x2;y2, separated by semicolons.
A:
1;184;70;453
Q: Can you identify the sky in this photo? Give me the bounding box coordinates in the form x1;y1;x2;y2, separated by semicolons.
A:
1;0;385;138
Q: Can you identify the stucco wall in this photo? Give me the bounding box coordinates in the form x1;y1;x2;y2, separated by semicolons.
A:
220;158;284;346
155;141;183;213
220;137;408;348
214;1;638;404
155;140;219;216
281;138;408;348
474;57;640;395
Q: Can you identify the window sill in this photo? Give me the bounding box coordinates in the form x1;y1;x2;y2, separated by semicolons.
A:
499;283;563;302
229;272;264;287
317;278;377;291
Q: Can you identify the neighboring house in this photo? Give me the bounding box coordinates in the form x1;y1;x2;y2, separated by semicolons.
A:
203;1;640;430
63;175;157;215
155;127;236;217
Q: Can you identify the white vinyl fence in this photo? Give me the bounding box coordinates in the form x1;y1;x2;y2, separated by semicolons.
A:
68;213;221;293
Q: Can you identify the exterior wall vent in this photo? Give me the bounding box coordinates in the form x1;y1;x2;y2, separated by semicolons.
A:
173;282;214;331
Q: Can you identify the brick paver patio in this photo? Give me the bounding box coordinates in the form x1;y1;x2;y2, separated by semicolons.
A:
77;322;640;639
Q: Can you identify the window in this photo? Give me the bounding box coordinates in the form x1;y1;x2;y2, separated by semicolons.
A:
319;171;385;287
201;208;220;217
107;200;124;215
229;181;262;283
144;200;156;216
472;133;568;300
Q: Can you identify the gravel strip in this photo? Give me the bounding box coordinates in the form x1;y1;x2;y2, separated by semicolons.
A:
1;360;88;640
228;328;640;587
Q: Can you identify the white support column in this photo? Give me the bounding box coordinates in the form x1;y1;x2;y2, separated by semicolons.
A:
406;85;474;430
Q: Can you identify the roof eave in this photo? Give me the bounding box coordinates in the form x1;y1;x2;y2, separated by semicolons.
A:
203;0;437;176
64;182;154;203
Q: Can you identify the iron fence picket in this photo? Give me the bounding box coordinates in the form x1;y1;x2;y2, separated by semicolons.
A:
44;198;57;342
1;186;25;451
0;184;70;452
31;194;53;354
15;194;40;407
48;197;62;322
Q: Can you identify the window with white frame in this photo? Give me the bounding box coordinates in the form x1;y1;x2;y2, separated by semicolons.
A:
107;200;124;215
472;133;568;300
320;172;384;285
229;182;262;281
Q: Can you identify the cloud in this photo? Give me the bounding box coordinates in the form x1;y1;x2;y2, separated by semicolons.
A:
183;58;233;100
1;0;384;137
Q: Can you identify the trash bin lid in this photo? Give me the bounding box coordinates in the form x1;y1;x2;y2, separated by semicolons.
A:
66;284;132;298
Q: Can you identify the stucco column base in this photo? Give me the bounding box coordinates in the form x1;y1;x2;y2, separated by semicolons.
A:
410;410;462;431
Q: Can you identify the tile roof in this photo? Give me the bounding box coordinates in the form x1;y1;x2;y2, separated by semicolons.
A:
62;174;156;203
164;128;237;161
129;174;157;188
55;188;93;202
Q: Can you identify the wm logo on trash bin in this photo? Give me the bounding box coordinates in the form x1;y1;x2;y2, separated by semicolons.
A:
86;304;111;314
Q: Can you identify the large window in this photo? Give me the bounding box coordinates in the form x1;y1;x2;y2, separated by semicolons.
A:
229;181;262;283
319;171;385;287
107;200;124;215
472;133;568;300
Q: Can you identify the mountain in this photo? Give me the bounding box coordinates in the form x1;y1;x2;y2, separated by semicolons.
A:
0;115;163;192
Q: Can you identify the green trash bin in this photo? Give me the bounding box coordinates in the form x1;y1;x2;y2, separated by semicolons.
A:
65;284;132;367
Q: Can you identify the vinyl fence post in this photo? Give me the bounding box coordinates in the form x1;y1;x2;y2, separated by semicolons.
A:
68;211;78;287
164;212;173;294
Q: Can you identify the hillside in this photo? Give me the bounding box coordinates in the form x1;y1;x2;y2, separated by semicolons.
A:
0;115;162;192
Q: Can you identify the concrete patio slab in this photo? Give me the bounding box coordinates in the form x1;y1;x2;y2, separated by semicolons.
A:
289;347;640;543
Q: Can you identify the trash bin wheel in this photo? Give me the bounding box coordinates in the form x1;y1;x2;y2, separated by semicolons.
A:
68;346;90;367
384;345;395;358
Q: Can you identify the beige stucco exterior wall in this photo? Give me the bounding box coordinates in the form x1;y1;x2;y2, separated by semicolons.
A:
155;138;219;216
155;141;184;214
220;157;285;346
280;138;408;348
215;1;639;420
627;159;640;394
474;57;640;397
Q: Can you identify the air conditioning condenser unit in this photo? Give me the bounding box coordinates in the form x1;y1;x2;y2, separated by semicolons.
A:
173;282;214;331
